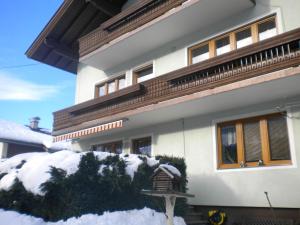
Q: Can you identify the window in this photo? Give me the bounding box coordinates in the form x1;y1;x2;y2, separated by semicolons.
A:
217;113;291;169
98;84;106;97
95;75;126;97
188;16;277;65
189;43;210;64
235;27;252;49
132;136;152;156
258;18;277;41
92;141;123;154
216;36;231;56
108;80;116;94
133;65;154;84
118;76;126;90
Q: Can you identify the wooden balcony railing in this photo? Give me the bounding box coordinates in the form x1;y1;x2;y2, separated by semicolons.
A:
54;28;300;132
78;0;187;57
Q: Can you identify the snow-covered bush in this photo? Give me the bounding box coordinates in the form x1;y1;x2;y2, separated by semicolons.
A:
0;151;187;221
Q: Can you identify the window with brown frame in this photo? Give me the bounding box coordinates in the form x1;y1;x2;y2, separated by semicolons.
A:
133;64;154;84
95;75;126;97
132;136;152;156
217;113;291;169
92;141;123;154
188;16;277;65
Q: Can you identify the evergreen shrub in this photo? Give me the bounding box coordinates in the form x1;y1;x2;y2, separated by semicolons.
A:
0;153;188;221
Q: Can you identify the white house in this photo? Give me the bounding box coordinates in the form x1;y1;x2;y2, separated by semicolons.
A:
26;0;300;221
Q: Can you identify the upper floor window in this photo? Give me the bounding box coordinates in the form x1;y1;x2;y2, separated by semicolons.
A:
133;64;154;84
217;113;291;169
132;136;152;157
235;27;252;49
188;16;277;65
216;35;231;56
95;75;126;97
92;141;123;154
258;18;277;41
189;43;210;64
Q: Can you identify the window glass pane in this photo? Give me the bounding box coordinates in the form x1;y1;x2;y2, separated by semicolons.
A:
221;125;237;164
132;137;151;157
191;44;209;64
108;81;116;94
92;141;123;154
98;85;106;96
216;36;231;56
243;121;262;162
118;77;126;90
236;28;252;49
136;66;154;83
268;116;290;160
258;19;277;41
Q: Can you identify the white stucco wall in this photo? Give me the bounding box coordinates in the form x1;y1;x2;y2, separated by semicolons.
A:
0;142;8;159
72;99;300;208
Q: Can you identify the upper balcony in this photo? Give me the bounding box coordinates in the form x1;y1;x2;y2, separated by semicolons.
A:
53;28;300;137
79;0;254;70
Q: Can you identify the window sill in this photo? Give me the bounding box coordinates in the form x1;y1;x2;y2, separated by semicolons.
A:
216;163;295;173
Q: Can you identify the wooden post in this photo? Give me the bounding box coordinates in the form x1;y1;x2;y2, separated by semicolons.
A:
165;195;176;225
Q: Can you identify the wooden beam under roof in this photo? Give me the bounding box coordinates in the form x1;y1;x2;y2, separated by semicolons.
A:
85;0;121;17
44;37;78;62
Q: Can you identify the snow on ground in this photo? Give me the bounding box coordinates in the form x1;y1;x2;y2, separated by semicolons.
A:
0;119;70;151
0;151;159;195
0;208;186;225
159;164;181;177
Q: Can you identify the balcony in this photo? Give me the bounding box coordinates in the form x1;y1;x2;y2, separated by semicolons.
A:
79;0;253;70
53;28;300;135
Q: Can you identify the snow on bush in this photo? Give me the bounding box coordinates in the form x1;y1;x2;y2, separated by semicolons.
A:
0;208;186;225
0;151;158;195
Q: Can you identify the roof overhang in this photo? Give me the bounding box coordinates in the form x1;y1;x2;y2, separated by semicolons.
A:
25;0;126;74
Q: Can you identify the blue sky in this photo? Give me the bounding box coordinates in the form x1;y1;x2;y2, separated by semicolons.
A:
0;1;75;130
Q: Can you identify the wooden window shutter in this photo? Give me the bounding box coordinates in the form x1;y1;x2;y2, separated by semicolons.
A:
267;116;291;160
243;120;262;162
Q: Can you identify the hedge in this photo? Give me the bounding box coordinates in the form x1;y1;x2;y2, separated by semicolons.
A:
0;153;188;221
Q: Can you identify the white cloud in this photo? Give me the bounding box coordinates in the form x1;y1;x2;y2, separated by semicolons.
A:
0;73;60;101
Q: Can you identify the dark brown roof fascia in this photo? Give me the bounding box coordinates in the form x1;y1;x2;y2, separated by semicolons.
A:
25;0;74;58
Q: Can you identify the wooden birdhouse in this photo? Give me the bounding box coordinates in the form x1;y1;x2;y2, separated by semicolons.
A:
152;164;182;192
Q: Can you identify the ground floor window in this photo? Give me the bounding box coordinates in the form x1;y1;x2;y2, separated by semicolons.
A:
217;113;291;169
92;141;123;154
132;136;152;157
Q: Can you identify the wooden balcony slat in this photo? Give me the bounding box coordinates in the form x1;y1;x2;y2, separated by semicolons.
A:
100;0;157;30
162;28;300;81
68;83;143;115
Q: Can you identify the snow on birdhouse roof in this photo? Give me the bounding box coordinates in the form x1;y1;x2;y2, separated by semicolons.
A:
154;164;181;179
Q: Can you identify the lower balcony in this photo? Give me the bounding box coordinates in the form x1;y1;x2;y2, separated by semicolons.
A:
53;28;300;138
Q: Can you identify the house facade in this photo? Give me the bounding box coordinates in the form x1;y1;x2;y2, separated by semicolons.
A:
27;0;300;219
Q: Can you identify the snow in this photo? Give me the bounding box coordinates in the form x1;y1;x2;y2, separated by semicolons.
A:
0;151;159;195
0;208;186;225
0;151;82;194
159;164;181;177
0;119;70;151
